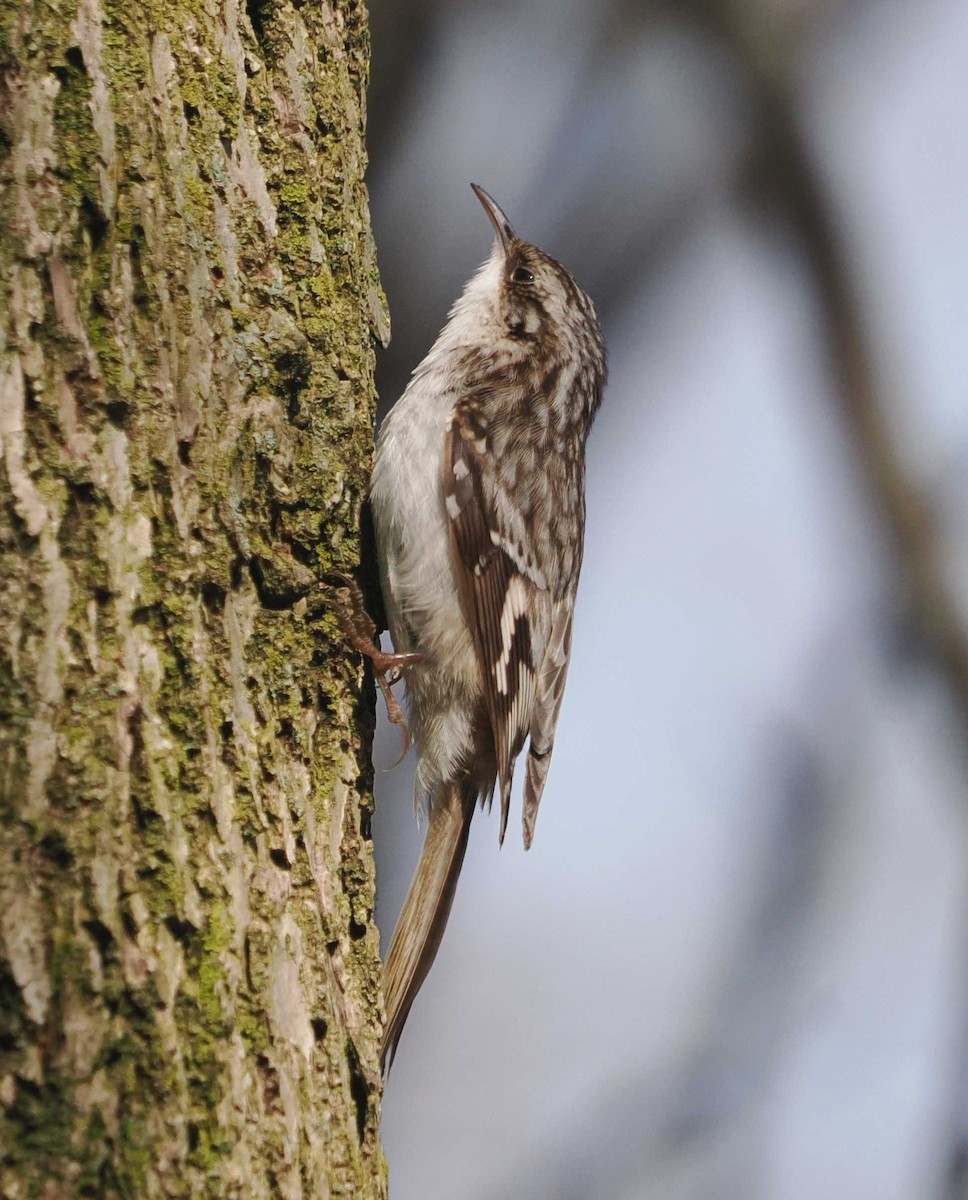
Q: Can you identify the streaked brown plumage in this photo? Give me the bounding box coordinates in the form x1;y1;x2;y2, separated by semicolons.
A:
370;185;606;1069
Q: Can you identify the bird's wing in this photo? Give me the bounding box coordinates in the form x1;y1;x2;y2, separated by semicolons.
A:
444;404;553;843
522;601;573;848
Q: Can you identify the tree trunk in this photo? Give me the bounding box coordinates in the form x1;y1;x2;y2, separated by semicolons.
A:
0;0;389;1194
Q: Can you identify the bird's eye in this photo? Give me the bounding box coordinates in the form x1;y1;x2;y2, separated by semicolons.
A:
512;266;534;285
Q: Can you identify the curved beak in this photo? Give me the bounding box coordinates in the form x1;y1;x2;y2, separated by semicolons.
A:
470;183;517;255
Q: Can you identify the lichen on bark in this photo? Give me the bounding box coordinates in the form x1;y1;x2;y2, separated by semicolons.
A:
0;0;389;1195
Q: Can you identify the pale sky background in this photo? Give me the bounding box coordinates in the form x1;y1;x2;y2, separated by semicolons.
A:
365;1;968;1196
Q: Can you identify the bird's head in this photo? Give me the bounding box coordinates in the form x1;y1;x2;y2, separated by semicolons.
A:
469;184;603;365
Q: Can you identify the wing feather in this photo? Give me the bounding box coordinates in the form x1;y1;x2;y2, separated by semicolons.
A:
444;410;551;842
523;604;573;848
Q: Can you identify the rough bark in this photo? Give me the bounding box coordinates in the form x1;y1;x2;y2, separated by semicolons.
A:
0;0;389;1195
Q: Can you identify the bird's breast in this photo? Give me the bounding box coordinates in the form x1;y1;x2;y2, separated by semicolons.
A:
370;371;478;690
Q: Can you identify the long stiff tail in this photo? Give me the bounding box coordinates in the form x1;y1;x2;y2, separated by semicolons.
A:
381;781;476;1071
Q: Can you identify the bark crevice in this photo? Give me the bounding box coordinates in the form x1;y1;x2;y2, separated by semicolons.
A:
0;0;388;1194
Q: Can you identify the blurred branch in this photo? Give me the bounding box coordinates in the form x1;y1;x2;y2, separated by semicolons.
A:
704;5;968;1194
721;2;968;738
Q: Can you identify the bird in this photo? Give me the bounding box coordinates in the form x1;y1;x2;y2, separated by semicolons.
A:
369;183;607;1070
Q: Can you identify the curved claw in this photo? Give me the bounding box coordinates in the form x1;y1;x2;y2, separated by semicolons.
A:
376;672;412;769
324;570;423;767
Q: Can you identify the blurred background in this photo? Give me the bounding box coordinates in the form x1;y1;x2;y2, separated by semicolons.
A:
363;0;968;1196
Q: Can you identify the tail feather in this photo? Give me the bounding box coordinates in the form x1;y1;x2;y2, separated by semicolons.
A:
381;781;476;1071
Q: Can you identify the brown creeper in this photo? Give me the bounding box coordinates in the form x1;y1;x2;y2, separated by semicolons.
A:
371;184;607;1068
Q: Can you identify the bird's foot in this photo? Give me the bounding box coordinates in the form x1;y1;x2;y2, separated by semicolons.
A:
326;573;424;764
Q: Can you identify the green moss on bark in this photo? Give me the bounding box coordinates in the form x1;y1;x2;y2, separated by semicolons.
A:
0;0;388;1194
